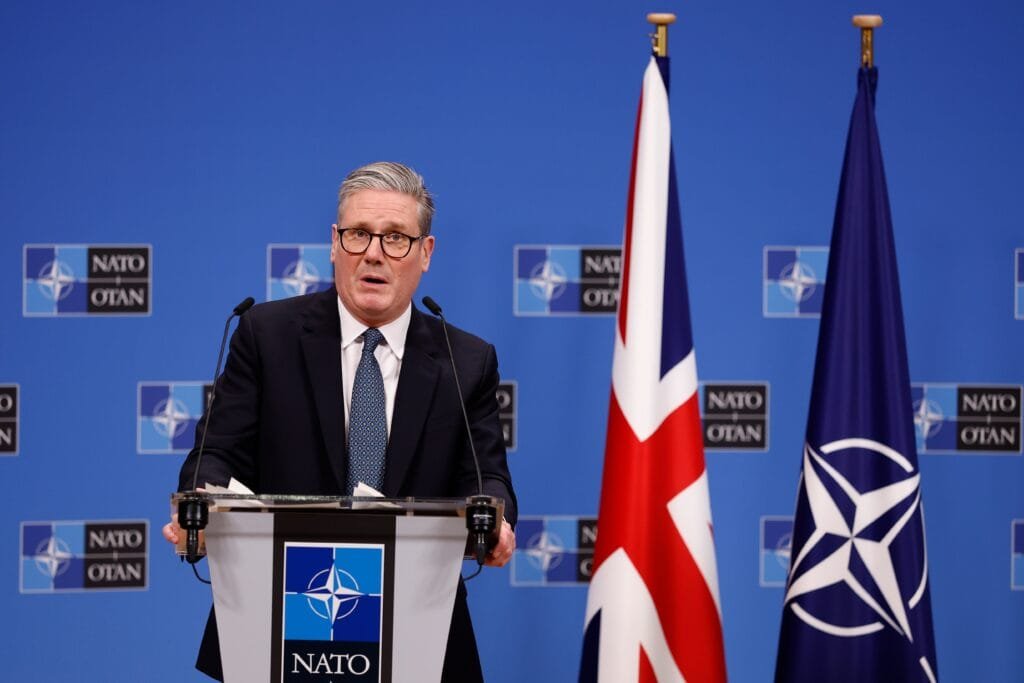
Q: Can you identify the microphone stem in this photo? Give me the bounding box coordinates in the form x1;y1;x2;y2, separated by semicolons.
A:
421;297;498;568
439;320;484;496
191;311;237;492
178;296;253;572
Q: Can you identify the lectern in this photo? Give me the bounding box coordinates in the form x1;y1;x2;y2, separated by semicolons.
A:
171;493;488;683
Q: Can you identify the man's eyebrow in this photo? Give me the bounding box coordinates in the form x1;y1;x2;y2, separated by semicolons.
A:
345;219;414;232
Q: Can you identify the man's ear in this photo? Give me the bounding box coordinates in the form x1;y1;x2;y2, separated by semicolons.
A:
420;235;435;272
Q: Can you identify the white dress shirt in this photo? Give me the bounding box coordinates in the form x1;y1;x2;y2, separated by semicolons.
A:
337;298;411;436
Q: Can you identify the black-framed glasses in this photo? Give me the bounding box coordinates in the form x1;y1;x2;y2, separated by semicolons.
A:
335;227;425;259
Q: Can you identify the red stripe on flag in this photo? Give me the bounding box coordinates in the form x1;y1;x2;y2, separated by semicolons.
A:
639;646;657;683
593;394;727;683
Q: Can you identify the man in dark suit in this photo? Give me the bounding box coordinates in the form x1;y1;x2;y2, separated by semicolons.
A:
163;161;516;682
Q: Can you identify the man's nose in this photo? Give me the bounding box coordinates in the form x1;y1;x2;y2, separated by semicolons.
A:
362;235;385;260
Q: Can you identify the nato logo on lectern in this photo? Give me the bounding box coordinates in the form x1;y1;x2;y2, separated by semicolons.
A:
282;543;384;680
763;246;828;317
138;382;211;454
514;245;620;315
23;244;152;316
20;520;148;593
0;384;18;455
268;245;334;301
511;516;596;586
913;383;1022;454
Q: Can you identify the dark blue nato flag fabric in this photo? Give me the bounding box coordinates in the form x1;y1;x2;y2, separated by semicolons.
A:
773;68;939;683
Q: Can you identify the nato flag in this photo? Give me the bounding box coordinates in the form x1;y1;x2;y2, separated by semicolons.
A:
774;67;939;683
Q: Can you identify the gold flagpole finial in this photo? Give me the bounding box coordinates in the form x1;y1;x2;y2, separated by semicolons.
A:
852;15;883;68
647;13;677;57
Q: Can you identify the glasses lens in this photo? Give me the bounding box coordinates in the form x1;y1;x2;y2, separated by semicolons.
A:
340;229;370;253
381;233;413;257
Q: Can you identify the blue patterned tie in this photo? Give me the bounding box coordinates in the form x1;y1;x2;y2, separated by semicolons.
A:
346;328;387;494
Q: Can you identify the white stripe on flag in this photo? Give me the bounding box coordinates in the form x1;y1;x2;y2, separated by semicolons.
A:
612;56;698;443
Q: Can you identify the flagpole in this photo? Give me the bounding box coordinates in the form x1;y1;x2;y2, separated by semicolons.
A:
774;13;940;683
852;14;883;67
579;10;728;682
646;12;676;57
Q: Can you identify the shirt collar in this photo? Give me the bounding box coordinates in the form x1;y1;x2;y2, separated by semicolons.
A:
337;297;411;360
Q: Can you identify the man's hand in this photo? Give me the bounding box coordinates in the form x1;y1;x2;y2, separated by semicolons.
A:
162;515;182;545
485;518;515;567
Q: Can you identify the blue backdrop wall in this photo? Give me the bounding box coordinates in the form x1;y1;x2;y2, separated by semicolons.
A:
2;2;1022;681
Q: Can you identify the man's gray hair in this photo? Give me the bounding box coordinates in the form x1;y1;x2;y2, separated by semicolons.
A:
337;161;435;235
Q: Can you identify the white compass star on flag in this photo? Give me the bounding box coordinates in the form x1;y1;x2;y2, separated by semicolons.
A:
785;438;927;641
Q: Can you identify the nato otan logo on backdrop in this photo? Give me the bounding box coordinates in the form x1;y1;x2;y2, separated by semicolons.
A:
282;543;384;679
20;520;148;593
763;246;828;317
23;244;151;316
497;381;517;452
913;383;1022;454
1013;521;1024;590
511;516;596;586
138;382;211;454
513;245;620;315
0;384;18;456
760;516;793;588
699;382;769;451
267;245;334;301
1015;248;1023;319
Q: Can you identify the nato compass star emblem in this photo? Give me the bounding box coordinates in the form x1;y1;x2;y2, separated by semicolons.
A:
33;535;73;578
779;260;818;303
36;260;76;301
524;530;565;572
913;398;944;440
150;398;192;439
281;260;322;297
785;438;929;644
528;260;567;302
774;530;793;573
300;565;368;623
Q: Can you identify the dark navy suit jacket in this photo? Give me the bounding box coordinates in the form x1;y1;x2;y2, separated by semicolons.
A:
178;287;517;681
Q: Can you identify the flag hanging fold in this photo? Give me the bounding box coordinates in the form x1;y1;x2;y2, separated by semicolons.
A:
774;67;939;683
579;54;728;683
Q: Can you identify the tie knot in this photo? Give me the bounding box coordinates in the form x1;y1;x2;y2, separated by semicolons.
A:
361;328;384;355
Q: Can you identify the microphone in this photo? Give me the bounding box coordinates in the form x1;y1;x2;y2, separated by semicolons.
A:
178;296;255;565
421;296;498;568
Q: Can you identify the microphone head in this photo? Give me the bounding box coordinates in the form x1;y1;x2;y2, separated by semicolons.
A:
421;296;442;317
233;296;256;315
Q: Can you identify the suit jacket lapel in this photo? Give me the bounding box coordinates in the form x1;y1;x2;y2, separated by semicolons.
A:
383;307;441;496
299;289;347;493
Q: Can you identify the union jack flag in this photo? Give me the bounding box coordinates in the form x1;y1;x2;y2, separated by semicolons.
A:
579;54;728;683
